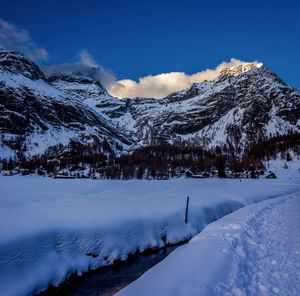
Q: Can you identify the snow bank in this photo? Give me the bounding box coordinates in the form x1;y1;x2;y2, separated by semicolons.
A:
0;177;299;295
119;192;300;296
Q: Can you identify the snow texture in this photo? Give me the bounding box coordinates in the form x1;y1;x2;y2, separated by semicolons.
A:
0;175;300;296
118;192;300;296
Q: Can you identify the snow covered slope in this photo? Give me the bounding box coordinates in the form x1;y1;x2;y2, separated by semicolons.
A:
125;62;300;149
264;151;300;180
0;50;131;159
0;176;299;296
118;192;300;296
1;49;300;159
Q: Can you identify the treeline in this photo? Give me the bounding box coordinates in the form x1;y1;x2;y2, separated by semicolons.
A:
1;134;300;179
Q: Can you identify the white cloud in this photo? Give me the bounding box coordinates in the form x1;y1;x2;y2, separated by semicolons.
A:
44;50;252;99
79;50;97;67
0;20;255;98
0;18;48;61
108;59;250;98
43;50;116;87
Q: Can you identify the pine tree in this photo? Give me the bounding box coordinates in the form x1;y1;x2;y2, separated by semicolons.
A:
217;157;226;178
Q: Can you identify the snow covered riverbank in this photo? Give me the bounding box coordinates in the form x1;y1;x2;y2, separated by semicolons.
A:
0;176;299;296
118;192;300;296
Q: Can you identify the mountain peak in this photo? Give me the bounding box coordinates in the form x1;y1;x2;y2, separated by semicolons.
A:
0;49;45;80
48;72;99;85
47;72;108;96
219;62;263;78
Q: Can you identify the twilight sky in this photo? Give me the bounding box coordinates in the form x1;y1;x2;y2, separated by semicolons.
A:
1;0;300;97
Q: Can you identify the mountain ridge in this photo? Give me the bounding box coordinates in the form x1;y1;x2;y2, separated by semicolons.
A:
0;50;299;160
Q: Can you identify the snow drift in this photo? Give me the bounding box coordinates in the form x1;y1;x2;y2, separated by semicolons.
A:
118;192;300;296
0;176;300;295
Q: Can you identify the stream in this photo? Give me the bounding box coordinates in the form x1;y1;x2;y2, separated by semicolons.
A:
38;245;179;296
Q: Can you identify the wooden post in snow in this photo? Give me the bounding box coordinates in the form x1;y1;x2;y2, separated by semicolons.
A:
185;196;190;224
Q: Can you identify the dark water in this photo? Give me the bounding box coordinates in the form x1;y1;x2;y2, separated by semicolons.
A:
38;246;178;296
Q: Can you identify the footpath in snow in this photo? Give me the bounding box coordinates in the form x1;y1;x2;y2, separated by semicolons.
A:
118;192;300;296
0;173;299;296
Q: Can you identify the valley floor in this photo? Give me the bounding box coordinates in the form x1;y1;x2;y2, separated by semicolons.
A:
0;171;299;295
118;191;300;296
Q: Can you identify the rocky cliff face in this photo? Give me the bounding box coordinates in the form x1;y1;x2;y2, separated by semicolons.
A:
0;50;299;160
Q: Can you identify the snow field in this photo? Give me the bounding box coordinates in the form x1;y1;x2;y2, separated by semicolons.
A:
118;192;300;296
0;176;299;295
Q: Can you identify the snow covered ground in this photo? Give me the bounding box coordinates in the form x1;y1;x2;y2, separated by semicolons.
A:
0;173;299;295
118;192;300;296
265;152;300;180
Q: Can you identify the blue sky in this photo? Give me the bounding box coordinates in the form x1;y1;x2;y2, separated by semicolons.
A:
1;0;300;95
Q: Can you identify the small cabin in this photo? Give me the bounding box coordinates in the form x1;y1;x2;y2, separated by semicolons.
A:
265;171;277;179
1;170;12;176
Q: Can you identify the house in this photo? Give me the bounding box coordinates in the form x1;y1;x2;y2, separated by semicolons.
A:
1;170;12;176
265;171;277;179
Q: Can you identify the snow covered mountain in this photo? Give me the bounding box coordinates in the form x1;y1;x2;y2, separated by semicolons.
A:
120;62;300;149
0;50;132;159
0;49;299;160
